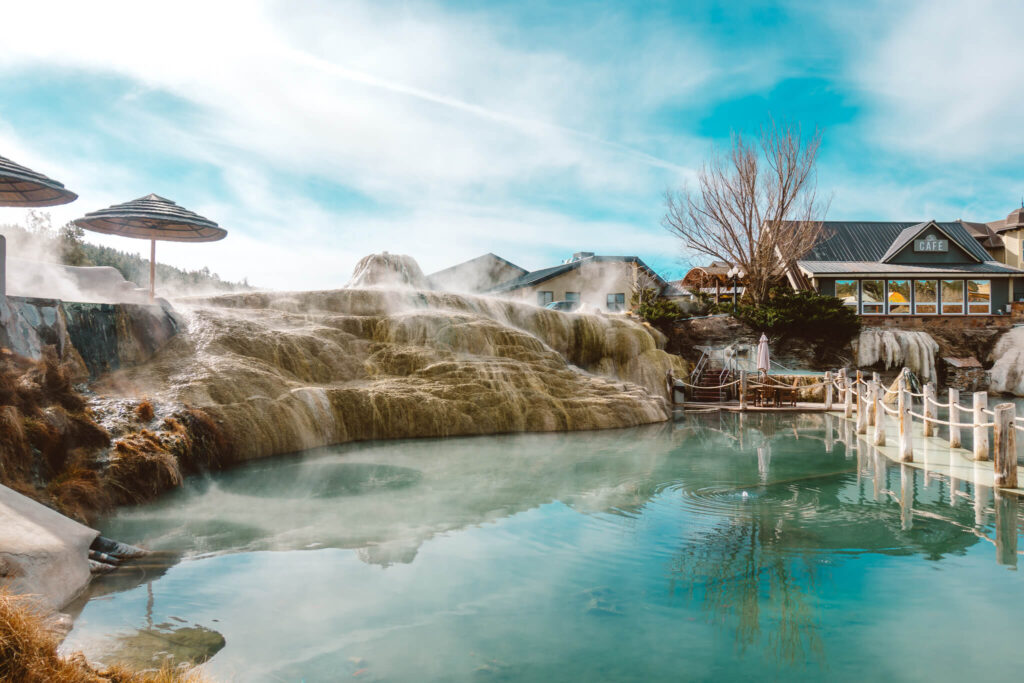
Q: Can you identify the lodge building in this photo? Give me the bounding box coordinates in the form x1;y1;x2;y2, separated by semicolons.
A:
791;219;1024;317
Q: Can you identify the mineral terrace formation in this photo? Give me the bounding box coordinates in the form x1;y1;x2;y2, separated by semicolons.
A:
100;288;686;464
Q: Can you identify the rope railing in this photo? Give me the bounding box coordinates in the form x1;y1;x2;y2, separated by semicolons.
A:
830;366;1019;489
907;409;992;429
673;378;740;390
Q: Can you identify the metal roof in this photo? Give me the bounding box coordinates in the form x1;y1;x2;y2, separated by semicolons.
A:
797;260;1024;276
0;154;77;207
489;255;669;293
427;252;527;280
805;221;994;263
74;194;227;242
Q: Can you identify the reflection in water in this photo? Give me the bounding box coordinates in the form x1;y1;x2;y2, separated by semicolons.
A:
63;412;1024;682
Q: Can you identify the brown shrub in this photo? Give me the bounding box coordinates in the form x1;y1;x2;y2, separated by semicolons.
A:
0;590;210;682
106;433;182;505
135;401;155;423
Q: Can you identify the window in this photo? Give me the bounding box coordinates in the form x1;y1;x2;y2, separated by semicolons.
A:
835;280;857;308
914;280;937;314
537;291;553;306
887;280;911;314
941;280;964;314
861;280;884;314
606;293;625;311
564;292;580;302
967;279;991;314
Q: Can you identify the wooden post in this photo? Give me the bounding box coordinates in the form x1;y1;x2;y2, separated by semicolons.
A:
856;378;868;435
838;368;847;401
869;372;880;426
898;375;913;462
948;388;961;449
973;391;989;461
149;238;156;302
922;383;935;438
993;402;1017;489
873;380;886;447
824;371;833;411
843;370;853;419
739;370;747;411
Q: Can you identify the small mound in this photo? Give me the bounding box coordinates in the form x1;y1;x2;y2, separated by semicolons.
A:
346;252;429;289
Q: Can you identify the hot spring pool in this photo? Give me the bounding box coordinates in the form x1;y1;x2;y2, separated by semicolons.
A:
62;412;1024;681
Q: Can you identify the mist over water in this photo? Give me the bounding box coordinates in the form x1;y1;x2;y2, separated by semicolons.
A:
63;414;1024;681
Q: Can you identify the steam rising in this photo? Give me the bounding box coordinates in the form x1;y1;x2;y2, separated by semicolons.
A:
99;255;686;463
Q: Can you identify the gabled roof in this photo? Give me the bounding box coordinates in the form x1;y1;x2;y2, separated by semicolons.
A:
489;255;668;293
427;252;527;280
879;221;980;263
803;221;994;263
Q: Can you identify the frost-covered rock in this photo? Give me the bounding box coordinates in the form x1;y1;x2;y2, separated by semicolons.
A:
856;328;939;382
989;327;1024;396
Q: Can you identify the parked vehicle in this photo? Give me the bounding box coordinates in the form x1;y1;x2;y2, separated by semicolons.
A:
544;300;582;312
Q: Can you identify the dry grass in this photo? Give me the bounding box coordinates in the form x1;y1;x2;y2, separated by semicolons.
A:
0;347;230;524
0;591;209;682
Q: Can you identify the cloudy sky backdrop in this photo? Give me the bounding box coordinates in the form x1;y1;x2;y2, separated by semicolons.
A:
1;0;1022;288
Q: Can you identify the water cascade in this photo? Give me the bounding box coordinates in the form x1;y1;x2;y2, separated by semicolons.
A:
989;327;1024;396
100;263;687;464
856;328;939;382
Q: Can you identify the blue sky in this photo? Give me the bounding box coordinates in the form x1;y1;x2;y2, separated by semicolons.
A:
1;0;1022;289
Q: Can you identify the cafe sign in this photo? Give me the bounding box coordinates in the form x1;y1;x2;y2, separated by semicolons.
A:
914;234;948;253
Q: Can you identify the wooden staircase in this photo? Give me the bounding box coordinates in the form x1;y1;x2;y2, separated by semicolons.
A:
692;365;732;402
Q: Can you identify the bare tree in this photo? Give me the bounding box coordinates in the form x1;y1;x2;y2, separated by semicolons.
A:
663;122;828;304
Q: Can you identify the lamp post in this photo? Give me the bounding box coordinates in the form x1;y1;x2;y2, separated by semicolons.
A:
727;266;745;314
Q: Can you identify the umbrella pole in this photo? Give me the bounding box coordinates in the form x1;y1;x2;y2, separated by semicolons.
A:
149;239;156;302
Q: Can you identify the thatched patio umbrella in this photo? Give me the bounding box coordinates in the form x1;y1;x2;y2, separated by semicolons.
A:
73;194;227;301
0;154;78;207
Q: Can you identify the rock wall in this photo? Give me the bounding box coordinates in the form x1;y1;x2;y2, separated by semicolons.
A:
0;296;180;378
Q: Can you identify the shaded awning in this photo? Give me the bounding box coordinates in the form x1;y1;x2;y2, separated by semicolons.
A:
73;194;226;243
0;154;78;207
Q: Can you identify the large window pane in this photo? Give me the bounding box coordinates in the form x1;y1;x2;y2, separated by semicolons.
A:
887;280;911;314
538;291;553;306
606;293;625;311
564;292;580;302
914;280;937;314
967;280;991;314
941;280;964;314
835;280;857;307
861;280;884;314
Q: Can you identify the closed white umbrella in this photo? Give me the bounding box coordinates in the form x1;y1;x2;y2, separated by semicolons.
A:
756;333;770;374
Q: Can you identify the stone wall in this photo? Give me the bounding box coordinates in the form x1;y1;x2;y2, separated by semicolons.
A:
0;295;181;378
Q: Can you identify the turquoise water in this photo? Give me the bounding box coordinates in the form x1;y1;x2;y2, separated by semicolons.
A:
63;413;1024;681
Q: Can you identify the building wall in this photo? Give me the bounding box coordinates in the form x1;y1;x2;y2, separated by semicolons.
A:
816;276;1012;315
503;260;639;310
1002;229;1024;269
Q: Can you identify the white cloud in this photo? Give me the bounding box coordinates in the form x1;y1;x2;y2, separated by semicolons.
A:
850;0;1024;162
0;0;723;286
